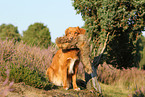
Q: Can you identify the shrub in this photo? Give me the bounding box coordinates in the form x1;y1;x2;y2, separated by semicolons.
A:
97;63;145;90
97;63;120;84
9;64;53;89
0;39;15;62
129;87;145;97
0;39;57;90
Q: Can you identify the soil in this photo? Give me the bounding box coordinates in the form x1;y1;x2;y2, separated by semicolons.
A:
0;82;102;97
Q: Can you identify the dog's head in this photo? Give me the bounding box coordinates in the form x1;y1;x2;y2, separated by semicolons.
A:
65;27;86;40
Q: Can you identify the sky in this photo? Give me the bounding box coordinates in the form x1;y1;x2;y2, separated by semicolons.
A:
0;0;84;42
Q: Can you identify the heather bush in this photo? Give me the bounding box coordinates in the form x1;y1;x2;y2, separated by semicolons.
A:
97;63;120;84
117;68;145;90
97;63;145;91
0;39;57;90
129;87;145;97
0;39;15;62
9;64;53;89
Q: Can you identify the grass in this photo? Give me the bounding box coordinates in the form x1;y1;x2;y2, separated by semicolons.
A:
100;83;133;97
140;46;145;69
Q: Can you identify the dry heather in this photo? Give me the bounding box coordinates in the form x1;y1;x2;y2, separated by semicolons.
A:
97;62;145;96
0;39;56;70
0;39;57;90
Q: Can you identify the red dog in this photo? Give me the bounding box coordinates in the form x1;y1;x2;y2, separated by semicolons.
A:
46;27;85;90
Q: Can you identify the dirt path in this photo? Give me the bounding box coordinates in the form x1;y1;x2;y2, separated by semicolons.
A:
0;82;100;97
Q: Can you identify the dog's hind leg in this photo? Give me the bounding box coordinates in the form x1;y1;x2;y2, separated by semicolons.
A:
46;67;63;86
46;67;54;83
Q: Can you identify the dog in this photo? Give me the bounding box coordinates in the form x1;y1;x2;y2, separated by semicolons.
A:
46;27;86;90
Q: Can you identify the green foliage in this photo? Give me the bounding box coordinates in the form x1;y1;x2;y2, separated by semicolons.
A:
0;24;21;41
22;23;51;48
0;63;53;90
72;0;145;68
9;64;52;90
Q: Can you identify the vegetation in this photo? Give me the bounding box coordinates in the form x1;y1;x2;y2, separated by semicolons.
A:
140;35;145;69
97;63;145;90
22;23;51;48
0;24;21;41
72;0;145;68
0;39;56;90
0;39;145;97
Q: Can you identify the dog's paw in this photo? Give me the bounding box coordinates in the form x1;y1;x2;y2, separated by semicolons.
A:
74;87;80;91
63;86;69;90
65;87;69;90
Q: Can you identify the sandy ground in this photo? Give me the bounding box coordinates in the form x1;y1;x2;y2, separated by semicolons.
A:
0;81;100;97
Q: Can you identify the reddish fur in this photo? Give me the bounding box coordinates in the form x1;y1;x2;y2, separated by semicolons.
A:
65;27;86;40
46;27;86;90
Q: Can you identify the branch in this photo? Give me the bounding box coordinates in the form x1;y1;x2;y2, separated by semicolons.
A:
94;32;110;66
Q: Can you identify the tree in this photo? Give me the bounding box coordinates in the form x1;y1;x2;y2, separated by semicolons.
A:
0;24;21;41
22;23;51;48
72;0;145;94
72;0;145;68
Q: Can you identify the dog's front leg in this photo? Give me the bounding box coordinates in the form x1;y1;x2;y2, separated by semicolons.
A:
72;61;80;91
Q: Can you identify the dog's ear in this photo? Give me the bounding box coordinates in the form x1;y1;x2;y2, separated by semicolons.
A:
76;26;86;34
65;27;70;36
80;28;86;34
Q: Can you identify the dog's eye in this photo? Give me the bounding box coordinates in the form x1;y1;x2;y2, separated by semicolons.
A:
75;32;77;34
